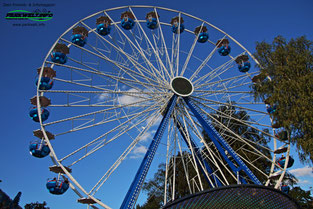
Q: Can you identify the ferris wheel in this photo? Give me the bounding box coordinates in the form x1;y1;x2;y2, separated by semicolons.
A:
29;5;294;209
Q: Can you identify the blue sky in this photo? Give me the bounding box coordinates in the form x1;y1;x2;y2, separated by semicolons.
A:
1;0;313;208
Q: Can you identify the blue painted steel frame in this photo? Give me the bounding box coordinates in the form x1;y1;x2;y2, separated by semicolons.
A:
183;97;261;185
174;118;222;187
120;95;178;209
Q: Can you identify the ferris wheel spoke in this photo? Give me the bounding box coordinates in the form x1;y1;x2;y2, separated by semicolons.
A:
178;105;230;186
193;51;248;88
104;12;168;84
235;151;270;180
53;105;154;137
59;101;164;164
194;70;250;94
180;26;200;77
180;114;206;190
192;98;274;142
170;119;178;200
189;35;226;82
174;128;193;195
196;71;258;90
57;40;168;92
43;96;162;127
195;82;252;97
89;107;162;195
128;7;172;81
154;8;174;79
176;117;219;188
85;40;163;91
178;112;236;185
193;57;234;88
42;90;168;97
53;68;168;93
47;59;164;95
68;108;159;167
80;21;166;90
150;31;166;80
203;52;252;86
201;148;235;184
194;89;251;94
170;22;182;79
58;39;166;92
193;102;274;165
31;6;288;208
191;96;268;115
175;13;182;77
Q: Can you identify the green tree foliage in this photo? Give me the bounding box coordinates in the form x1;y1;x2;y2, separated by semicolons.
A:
24;201;50;209
253;36;313;163
289;186;313;208
136;151;207;209
137;105;273;207
203;104;272;184
136;163;165;209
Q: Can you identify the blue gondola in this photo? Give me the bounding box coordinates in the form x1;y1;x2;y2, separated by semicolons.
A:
46;178;69;195
197;32;209;43
121;18;135;30
71;34;87;47
51;52;67;64
146;18;158;29
218;45;231;56
97;24;111;36
29;141;50;158
281;185;290;194
29;108;50;122
238;61;251;73
36;77;54;90
172;24;184;34
267;104;277;114
277;156;294;168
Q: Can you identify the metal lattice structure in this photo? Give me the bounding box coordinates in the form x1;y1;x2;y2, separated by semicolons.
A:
163;185;300;209
31;5;293;209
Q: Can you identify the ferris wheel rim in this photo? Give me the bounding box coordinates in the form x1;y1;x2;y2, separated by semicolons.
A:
33;5;291;208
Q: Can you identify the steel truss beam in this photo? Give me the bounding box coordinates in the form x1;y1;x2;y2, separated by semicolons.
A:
120;95;178;209
183;97;261;185
174;116;222;188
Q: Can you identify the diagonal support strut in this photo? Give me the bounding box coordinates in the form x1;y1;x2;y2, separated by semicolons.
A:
183;97;261;185
120;95;178;209
174;116;222;188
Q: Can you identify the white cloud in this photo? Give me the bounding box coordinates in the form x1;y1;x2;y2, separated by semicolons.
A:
289;166;313;177
146;115;162;127
118;88;143;105
140;131;153;142
133;145;147;154
297;179;311;184
130;145;147;159
97;93;109;102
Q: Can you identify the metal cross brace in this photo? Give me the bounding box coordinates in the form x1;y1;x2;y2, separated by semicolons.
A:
183;97;261;185
120;95;178;209
174;116;222;187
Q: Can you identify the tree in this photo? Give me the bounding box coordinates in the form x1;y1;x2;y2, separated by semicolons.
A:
136;152;206;209
137;105;273;207
136;163;165;209
253;36;313;163
0;189;22;209
202;104;272;184
289;186;313;208
24;201;50;209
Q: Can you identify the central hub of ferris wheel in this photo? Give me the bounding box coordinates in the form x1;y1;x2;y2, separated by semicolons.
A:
170;76;194;97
